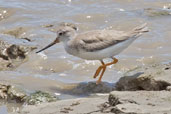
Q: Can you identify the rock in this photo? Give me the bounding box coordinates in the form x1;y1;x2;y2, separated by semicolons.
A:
115;63;171;91
75;82;113;94
0;84;10;99
57;81;114;95
0;83;59;105
0;83;27;103
0;35;36;70
26;91;58;105
109;91;171;114
7;85;27;103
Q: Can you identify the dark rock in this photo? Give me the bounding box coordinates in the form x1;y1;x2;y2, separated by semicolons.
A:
0;35;36;70
58;81;114;95
115;63;171;91
0;83;58;105
0;83;27;103
6;45;26;59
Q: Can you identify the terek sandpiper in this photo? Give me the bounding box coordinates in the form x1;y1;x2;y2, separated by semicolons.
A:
36;23;149;84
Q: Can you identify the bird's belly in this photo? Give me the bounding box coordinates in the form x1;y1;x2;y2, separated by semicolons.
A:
77;46;121;60
76;38;136;60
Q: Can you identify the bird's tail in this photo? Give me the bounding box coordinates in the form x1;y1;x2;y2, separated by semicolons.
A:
131;23;149;37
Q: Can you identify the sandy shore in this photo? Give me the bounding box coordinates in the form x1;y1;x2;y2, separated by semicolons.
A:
6;63;171;114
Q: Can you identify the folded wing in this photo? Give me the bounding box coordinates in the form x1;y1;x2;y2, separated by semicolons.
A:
71;30;130;52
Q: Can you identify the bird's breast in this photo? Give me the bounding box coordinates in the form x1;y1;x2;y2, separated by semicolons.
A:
63;43;79;56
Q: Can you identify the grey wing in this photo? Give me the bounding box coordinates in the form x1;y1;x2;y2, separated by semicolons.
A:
73;30;129;52
70;24;148;52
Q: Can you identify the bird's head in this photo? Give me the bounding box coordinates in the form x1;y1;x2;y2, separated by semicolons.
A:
36;25;77;53
56;26;77;42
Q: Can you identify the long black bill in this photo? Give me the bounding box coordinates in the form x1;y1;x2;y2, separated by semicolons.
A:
36;38;59;53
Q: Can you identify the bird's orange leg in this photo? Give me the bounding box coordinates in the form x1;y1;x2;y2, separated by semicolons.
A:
93;61;105;78
94;58;118;79
93;57;118;84
96;65;106;84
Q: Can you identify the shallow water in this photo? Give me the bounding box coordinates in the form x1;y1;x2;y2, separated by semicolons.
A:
0;0;171;112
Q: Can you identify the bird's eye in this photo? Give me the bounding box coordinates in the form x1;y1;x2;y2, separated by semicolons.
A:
59;32;63;36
